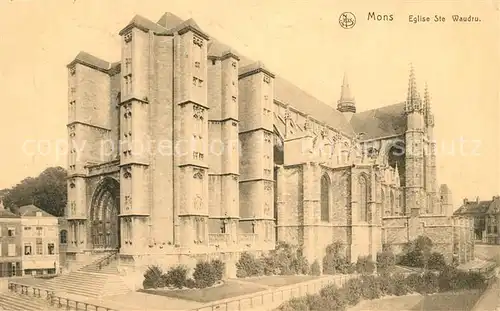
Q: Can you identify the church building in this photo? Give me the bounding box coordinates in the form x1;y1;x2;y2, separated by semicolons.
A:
64;12;474;277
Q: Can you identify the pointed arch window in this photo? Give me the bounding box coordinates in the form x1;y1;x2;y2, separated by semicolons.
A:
390;191;395;215
381;189;387;216
358;176;368;222
320;174;330;222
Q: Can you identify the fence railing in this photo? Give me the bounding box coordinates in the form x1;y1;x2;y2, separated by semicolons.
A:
189;274;358;311
188;271;414;311
8;281;117;311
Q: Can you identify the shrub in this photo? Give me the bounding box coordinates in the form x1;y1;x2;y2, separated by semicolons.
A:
310;260;321;276
277;296;309;311
142;265;165;289
165;265;188;289
419;271;439;294
185;278;196;289
210;259;225;281
392;273;410;296
376;250;396;275
317;284;347;310
356;256;376;275
360;275;382;300
193;261;217;288
428;252;447;271
236;252;264;278
344;277;363;305
399;236;433;268
323;242;351;275
404;273;422;292
378;273;396;295
292;248;310;275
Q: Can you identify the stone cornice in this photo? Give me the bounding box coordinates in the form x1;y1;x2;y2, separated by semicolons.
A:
177;25;210;40
239;66;275;80
67;121;111;132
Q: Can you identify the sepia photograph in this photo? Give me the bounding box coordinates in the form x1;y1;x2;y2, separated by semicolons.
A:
0;0;498;310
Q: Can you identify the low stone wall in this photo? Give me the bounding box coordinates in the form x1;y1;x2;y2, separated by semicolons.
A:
187;274;358;311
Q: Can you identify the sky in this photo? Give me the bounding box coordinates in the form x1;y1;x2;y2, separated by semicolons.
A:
0;0;498;209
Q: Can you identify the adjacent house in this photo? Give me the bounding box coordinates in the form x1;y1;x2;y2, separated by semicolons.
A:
0;200;22;277
454;196;500;244
19;205;59;276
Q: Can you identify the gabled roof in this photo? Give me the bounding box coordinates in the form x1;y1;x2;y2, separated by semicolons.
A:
350;102;407;140
157;12;184;29
453;200;495;216
18;205;56;218
0;209;20;219
119;14;166;36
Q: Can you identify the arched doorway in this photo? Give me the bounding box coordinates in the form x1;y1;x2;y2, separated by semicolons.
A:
90;178;120;250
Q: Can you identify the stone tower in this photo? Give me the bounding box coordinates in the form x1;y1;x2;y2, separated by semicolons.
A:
171;21;211;247
238;62;275;248
337;73;356;122
424;83;439;214
404;66;425;238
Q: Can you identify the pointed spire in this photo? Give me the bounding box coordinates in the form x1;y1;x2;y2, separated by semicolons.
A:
424;82;435;127
405;64;423;114
337;72;356;114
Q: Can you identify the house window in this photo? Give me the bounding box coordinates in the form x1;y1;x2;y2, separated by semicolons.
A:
24;244;32;255
8;244;15;257
48;243;55;255
36;227;43;237
60;230;67;244
36;238;43;255
7;228;15;237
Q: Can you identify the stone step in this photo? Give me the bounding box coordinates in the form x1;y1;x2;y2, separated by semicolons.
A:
41;271;131;298
0;293;47;311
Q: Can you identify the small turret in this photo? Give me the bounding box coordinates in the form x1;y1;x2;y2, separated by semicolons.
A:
404;65;424;115
424;83;435;128
337;73;356;121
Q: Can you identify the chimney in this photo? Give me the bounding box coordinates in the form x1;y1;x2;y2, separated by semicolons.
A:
463;198;468;204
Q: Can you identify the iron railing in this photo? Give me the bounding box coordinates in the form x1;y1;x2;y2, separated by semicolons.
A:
8;281;117;311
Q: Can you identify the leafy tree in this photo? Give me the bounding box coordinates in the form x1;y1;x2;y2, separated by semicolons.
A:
1;166;67;216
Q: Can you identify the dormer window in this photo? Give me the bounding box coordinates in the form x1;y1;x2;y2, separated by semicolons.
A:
36;212;42;217
69;67;76;76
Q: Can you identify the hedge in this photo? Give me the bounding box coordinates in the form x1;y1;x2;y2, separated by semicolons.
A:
275;266;487;311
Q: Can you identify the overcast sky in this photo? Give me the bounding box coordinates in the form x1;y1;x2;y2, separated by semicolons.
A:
0;0;498;209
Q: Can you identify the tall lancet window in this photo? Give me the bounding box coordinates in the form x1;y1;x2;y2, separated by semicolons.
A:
358;176;368;222
320;174;330;222
381;189;386;216
390;191;395;215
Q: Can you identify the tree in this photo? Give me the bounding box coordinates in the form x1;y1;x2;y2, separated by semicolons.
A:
1;166;67;217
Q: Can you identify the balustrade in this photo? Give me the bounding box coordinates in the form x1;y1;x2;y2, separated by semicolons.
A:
208;233;229;246
237;233;257;244
7;281;117;311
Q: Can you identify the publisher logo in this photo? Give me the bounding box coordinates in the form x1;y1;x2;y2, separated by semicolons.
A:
339;12;356;29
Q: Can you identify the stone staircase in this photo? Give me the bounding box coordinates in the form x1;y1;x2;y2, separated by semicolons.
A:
42;270;131;297
79;252;120;275
0;292;47;311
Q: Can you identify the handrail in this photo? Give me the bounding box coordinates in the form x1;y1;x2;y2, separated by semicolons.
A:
81;251;118;271
8;281;117;311
96;251;118;270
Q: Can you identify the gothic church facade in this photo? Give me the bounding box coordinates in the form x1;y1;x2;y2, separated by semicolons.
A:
64;12;473;277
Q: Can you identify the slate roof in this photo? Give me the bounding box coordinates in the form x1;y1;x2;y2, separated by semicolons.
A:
69;12;408;139
453;198;500;216
0;209;20;219
18;205;56;218
350;103;407;140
